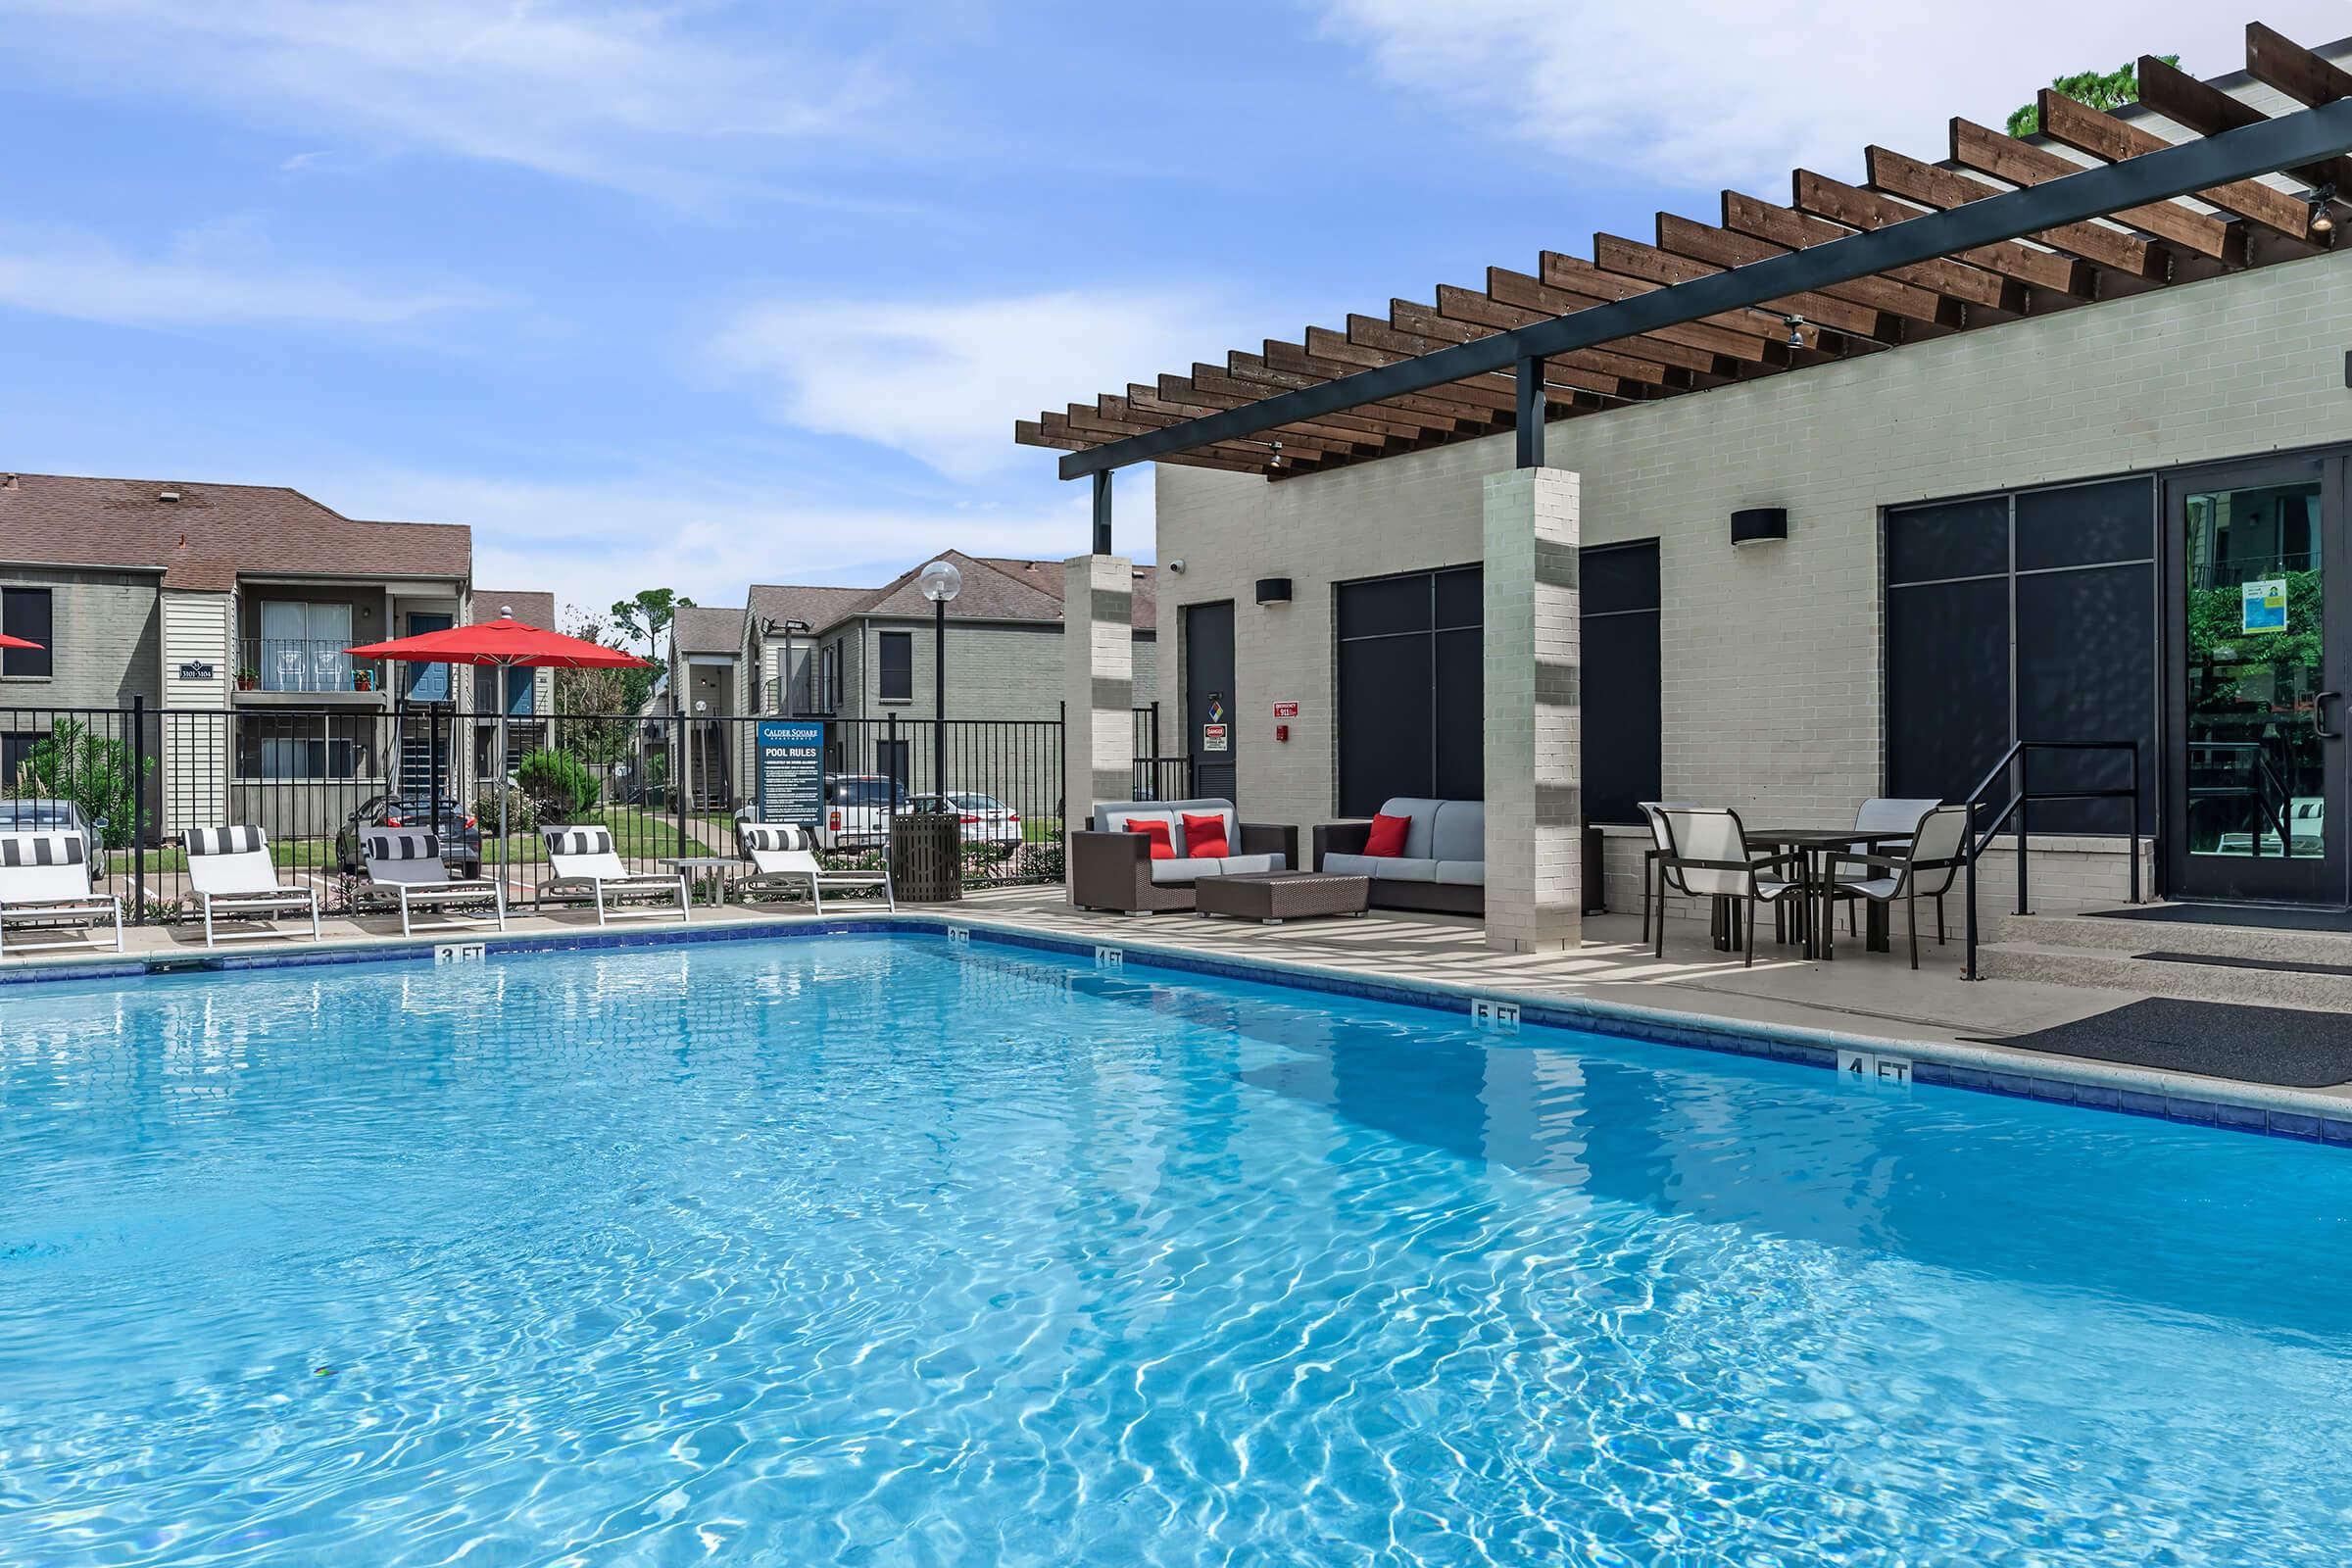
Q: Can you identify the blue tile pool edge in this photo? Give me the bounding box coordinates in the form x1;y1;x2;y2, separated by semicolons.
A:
4;910;2348;1147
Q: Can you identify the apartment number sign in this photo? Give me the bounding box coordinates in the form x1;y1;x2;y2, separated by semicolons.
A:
176;662;216;681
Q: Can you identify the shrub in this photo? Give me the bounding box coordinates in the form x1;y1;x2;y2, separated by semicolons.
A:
14;718;151;848
516;749;599;820
474;785;539;838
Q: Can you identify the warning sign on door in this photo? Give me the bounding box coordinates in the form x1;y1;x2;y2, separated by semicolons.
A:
1202;723;1229;753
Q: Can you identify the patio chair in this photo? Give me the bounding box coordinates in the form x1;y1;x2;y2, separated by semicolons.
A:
360;828;507;938
1840;796;1942;933
184;824;320;948
1828;804;1970;969
1636;801;1702;945
540;826;689;924
1653;808;1806;967
0;830;122;956
737;822;894;913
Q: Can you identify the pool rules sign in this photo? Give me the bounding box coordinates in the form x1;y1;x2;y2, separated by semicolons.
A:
755;719;826;827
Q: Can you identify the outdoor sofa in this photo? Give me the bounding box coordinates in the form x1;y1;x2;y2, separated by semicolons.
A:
1069;798;1297;914
1313;797;1485;916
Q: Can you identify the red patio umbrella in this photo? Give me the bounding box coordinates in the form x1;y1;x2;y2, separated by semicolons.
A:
347;612;650;858
0;632;42;649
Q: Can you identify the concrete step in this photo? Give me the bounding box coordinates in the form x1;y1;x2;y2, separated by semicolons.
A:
1976;938;2352;1011
1997;907;2352;967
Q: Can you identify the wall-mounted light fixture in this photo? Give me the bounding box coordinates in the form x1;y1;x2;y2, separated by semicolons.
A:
1254;576;1294;606
1731;507;1788;547
2309;183;2337;236
1167;559;1186;575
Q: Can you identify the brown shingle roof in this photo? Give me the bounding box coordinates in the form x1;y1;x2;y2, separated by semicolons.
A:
970;556;1157;631
470;590;556;629
0;471;469;592
746;584;872;639
671;605;746;657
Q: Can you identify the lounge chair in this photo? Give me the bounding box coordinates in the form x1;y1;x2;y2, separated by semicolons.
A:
737;822;894;912
0;830;123;956
539;826;689;924
184;824;320;947
360;828;506;937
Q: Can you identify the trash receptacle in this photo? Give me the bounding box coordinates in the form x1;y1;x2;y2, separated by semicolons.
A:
890;810;962;902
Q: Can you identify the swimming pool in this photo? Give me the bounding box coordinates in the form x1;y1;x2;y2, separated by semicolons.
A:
4;932;2350;1564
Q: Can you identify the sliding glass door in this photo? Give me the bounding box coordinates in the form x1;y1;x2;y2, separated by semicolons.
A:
2166;454;2348;904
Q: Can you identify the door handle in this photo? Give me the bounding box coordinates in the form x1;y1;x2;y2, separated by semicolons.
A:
2320;691;2344;741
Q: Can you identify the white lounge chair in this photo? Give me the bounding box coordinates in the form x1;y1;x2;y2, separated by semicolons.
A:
738;822;894;912
184;824;320;948
360;828;506;937
0;829;122;956
539;826;689;924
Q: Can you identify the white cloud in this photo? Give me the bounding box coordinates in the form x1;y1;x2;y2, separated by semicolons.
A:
709;289;1245;482
0;0;886;199
0;221;496;328
1314;1;2352;189
337;468;1143;624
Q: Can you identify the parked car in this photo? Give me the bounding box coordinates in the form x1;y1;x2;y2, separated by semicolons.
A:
819;774;907;851
334;794;483;877
0;798;104;886
906;792;1022;847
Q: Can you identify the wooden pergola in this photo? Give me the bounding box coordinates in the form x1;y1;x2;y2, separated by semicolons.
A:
1016;24;2352;547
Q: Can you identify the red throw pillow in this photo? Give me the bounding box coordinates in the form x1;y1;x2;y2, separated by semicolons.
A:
1362;811;1411;858
1123;819;1176;859
1182;812;1231;858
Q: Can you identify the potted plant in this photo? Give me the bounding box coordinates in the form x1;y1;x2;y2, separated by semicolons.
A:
235;666;260;692
352;665;375;692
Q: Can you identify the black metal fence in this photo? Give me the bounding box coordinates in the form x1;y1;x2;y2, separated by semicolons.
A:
0;703;1071;921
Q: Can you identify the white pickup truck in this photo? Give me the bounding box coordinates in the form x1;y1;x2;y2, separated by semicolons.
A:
819;774;907;851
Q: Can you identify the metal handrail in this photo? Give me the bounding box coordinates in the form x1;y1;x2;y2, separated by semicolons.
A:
1960;739;2142;981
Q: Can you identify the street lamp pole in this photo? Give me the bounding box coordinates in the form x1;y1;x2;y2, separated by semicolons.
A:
917;561;962;808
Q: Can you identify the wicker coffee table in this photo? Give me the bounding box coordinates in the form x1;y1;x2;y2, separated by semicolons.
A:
1196;869;1371;924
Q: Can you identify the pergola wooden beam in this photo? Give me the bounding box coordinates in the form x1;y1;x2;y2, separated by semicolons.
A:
2247;21;2352;109
1654;211;1956;331
1044;410;1309;471
2134;52;2352;195
1864;144;2164;282
1218;356;1458;438
1949;118;2245;267
1394;298;1682;388
1261;338;1508;427
1088;396;1366;460
1426;287;1722;388
1016;417;1266;473
1791;169;2091;299
1594;231;1884;344
1528;257;1787;363
1722;190;2025;317
1152;374;1397;452
2033;89;2318;244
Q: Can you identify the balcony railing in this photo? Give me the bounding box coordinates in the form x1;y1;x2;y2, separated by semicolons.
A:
240;639;385;695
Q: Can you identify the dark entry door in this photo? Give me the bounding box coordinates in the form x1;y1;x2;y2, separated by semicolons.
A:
1184;601;1237;803
2166;453;2349;904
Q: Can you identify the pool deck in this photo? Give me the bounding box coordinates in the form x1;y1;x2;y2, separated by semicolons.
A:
6;887;2349;1128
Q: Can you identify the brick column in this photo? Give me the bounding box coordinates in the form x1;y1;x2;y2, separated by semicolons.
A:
1063;554;1135;890
1483;467;1582;954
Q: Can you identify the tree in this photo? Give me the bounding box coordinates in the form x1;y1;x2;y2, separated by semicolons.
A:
15;718;152;848
2007;56;2177;138
609;588;694;664
553;607;656;761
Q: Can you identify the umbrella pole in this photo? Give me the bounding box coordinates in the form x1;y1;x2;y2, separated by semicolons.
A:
497;675;510;887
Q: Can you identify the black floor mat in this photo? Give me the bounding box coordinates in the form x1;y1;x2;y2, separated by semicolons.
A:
2137;950;2352;979
1973;998;2352;1088
2084;903;2352;932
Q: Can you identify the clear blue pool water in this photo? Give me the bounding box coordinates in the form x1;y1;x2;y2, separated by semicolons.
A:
4;936;2352;1565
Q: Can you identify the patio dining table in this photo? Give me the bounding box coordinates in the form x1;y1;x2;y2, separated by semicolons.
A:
1741;827;1916;961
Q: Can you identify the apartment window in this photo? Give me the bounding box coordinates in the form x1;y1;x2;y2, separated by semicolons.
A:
1581;541;1662;824
242;715;365;780
258;601;355;693
878;630;913;703
1336;566;1483;815
2;588;52;678
1885;477;2155;833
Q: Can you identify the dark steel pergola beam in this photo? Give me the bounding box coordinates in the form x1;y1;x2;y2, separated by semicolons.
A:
1054;95;2352;480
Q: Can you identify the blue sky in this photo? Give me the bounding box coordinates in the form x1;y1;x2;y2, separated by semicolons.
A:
3;1;2336;622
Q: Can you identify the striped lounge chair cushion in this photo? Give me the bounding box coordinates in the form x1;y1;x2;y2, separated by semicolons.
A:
0;831;84;867
739;823;809;852
185;824;268;857
365;830;441;860
544;827;613;857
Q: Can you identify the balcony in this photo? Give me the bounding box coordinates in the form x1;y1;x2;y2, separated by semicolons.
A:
238;639;387;699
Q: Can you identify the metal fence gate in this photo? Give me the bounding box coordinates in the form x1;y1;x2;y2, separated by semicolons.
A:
0;703;1068;921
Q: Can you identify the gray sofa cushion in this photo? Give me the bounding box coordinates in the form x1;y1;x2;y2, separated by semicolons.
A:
1326;851;1436;882
1321;852;1380;879
1378;798;1446;859
1149;856;1223;886
1095;799;1238;858
1435;859;1484;886
1428;801;1484;863
1215;853;1286;876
